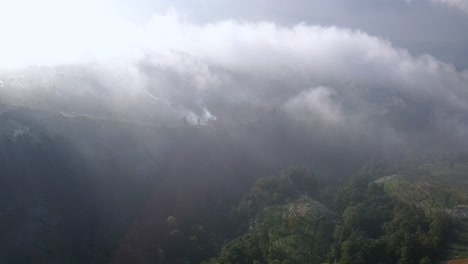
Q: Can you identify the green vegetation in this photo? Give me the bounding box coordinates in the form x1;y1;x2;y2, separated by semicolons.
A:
205;164;455;264
207;167;332;264
329;174;452;264
1;108;468;263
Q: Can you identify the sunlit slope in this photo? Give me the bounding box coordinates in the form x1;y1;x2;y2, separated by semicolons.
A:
378;158;468;260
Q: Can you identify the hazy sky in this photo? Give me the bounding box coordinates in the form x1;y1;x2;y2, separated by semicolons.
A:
0;0;467;68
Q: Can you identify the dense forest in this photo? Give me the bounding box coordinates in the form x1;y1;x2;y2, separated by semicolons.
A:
0;105;467;264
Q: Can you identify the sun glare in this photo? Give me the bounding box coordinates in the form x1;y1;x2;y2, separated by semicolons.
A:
0;0;140;68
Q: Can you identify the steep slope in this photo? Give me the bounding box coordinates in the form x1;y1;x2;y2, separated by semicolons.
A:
376;157;468;261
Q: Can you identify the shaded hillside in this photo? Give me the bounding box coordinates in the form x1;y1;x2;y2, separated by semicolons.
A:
0;104;467;263
0;105;371;263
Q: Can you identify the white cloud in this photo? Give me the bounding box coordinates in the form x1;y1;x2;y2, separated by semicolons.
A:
284;87;343;124
2;7;468;147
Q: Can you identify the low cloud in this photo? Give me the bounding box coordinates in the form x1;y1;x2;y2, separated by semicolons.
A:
284;87;343;124
1;10;468;152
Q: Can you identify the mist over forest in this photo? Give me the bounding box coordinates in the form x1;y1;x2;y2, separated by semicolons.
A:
1;1;468;263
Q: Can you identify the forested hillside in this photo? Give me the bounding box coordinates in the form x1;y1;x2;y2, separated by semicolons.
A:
0;105;467;264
